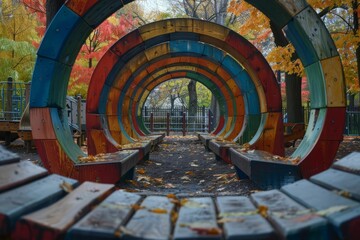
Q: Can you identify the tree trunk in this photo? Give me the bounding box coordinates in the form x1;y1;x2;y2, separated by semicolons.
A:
46;0;65;27
270;21;304;123
188;80;197;126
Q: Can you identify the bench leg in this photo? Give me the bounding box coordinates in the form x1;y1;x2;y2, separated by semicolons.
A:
234;166;249;180
25;140;31;153
121;167;135;181
215;154;222;161
143;153;150;161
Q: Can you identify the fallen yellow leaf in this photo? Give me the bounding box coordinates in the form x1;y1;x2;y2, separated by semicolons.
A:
258;205;268;218
136;168;146;175
149;208;168;214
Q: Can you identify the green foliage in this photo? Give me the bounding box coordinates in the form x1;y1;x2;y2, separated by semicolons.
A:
0;38;36;81
145;79;212;108
0;1;38;82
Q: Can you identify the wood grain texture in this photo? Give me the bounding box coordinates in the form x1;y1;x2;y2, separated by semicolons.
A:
0;161;47;193
251;190;328;239
0;174;78;235
281;180;360;240
310;168;360;201
174;197;221;240
14;182;114;240
216;196;275;240
67;191;141;240
332;152;360;175
0;145;20;165
124;196;174;240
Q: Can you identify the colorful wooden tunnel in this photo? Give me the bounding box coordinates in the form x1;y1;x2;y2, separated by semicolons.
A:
29;0;346;189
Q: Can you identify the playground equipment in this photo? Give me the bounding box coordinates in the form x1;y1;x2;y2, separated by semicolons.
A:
29;0;346;188
0;146;360;239
0;79;30;145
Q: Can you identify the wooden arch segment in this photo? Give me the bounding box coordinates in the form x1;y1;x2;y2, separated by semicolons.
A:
227;0;346;188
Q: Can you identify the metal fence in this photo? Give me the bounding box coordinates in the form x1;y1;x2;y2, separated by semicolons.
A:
142;106;214;135
283;106;360;136
0;79;31;121
345;110;360;136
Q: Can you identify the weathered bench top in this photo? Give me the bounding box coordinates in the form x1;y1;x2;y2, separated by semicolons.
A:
0;149;359;240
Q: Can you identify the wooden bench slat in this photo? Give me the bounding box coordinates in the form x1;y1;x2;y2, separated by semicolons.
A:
0;145;20;165
0;174;78;236
124;196;174;240
281;179;360;240
230;149;301;189
311;168;360;201
13;182;114;240
208;140;236;164
174;197;221;240
199;135;216;151
67;190;142;240
0;161;48;193
216;196;275;240
251;189;328;239
332;152;360;175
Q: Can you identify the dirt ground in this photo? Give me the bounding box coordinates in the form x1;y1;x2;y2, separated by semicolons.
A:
1;135;359;196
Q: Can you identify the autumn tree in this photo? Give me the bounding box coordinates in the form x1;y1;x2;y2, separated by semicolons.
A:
0;0;37;81
68;16;136;96
308;0;360;108
23;0;137;96
229;0;360;116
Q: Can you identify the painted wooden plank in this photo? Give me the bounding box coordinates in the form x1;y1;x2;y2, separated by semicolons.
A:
139;19;175;41
81;0;127;27
13;182;114;240
0;161;48;193
251;190;328;240
174;18;193;32
145;43;170;61
0;145;20;165
174;197;221;240
321;56;346;107
304;61;327;108
123;196;174;240
77;149;140;177
199;134;216;151
292;7;338;61
193;20;230;41
230;149;301;189
0;174;78;236
281;179;360;240
310;168;360;201
216;196;275;240
30;58;71;108
65;0;98;17
332;152;360;175
67;191;141;240
245;0;293;28
37;5;93;66
86;51;119;113
111;30;143;57
209;141;237;164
